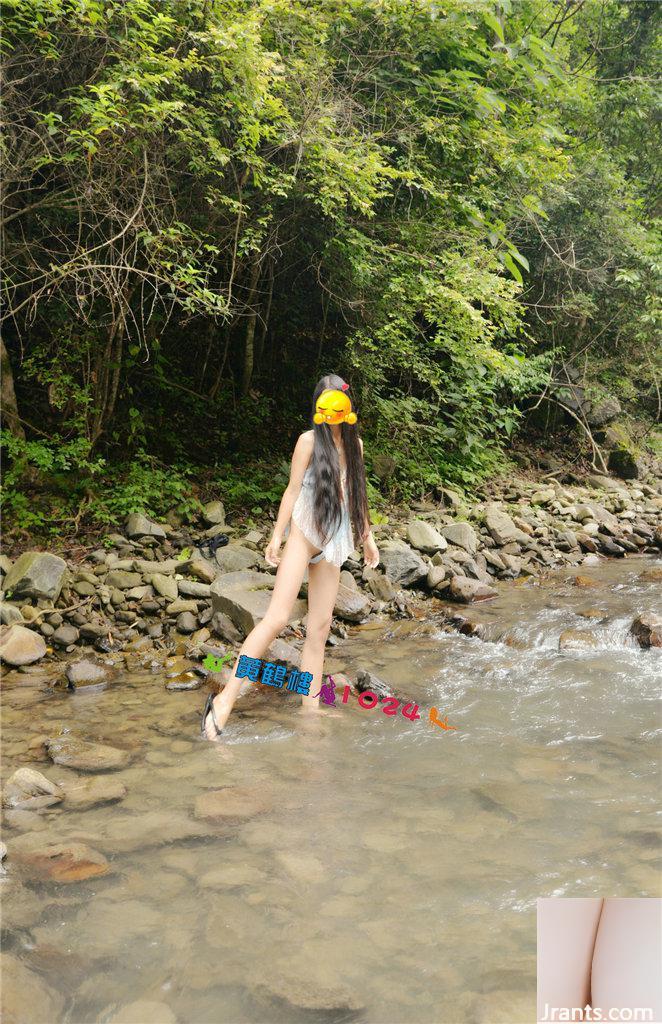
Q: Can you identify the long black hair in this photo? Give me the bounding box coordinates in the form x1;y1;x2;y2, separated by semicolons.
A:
309;373;370;547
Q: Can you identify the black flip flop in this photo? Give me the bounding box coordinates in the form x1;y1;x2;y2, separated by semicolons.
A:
201;692;223;739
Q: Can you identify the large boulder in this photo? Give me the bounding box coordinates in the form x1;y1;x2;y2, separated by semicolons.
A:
0;624;46;666
2;551;67;601
586;396;621;427
210;570;306;635
125;514;166;539
484;504;519;546
607;447;643;480
378;541;428;587
214;544;260;574
441;522;478;554
406;520;447;554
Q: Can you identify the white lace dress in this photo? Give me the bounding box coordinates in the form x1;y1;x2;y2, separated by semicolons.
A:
290;464;355;567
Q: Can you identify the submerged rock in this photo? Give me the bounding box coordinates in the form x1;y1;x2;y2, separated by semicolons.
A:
193;786;271;822
356;668;394;698
2;767;64;810
65;658;116;688
0;953;65;1023
559;629;598;651
7;835;111;883
46;734;132;772
61;776;128;810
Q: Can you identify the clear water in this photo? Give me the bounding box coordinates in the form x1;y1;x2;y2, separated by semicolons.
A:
2;557;661;1023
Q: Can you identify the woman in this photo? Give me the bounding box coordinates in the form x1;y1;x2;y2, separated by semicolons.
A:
201;373;380;739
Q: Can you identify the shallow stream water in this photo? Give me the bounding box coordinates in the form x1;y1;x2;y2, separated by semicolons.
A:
2;556;661;1023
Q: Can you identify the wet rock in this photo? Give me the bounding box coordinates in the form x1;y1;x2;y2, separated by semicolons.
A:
194;786;271;822
356;668;394;698
61;776;128;809
2;767;65;810
630;613;662;649
266;638;301;667
98;810;214;853
46;734;132;772
3;551;68;602
125;513;166;539
0;952;65;1023
0;624;47;666
105;570;143;590
577;607;607;619
52;623;80;647
441;522;478;554
199;863;268;888
378;540;428;587
559;629;598;651
165;671;202;691
106;1000;178;1024
448;576;497;603
203;500;226;526
65;659;116;689
8;835;111;883
255;973;364;1018
484;505;519;546
574;574;601;589
406;520;447;554
333;584;371;623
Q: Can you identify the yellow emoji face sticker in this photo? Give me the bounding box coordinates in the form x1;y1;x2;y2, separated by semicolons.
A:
313;389;357;425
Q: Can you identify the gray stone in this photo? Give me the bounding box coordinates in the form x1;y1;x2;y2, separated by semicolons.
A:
125;514;166;539
52;624;79;647
105;570;143;590
3;551;67;601
448;576;497;603
426;565;449;590
441;522;478;554
203;500;226;525
333;584;371;623
484;505;519;546
214;544;260;573
356;668;394;698
149;573;178;601
406;520;448;554
0;602;23;625
378;541;428;587
62;776;128;809
176;611;198;633
0;624;46;666
166;598;198;614
586;396;621;427
366;574;396;602
211;571;304;636
176;579;211;598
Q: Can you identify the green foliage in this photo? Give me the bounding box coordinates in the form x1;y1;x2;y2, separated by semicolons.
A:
1;0;659;533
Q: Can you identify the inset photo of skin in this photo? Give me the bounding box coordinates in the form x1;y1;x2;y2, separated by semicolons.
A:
538;898;662;1024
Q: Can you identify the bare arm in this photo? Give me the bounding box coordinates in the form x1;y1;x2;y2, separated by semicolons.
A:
359;438;379;566
265;432;314;565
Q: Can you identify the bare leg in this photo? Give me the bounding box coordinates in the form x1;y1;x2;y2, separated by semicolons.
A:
590;898;662;1021
203;520;320;738
537;898;604;1021
300;556;341;714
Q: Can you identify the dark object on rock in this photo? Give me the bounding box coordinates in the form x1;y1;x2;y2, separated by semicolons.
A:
198;534;229;560
630;613;662;649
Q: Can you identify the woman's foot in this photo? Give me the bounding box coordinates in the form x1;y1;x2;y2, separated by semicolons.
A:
202;693;229;740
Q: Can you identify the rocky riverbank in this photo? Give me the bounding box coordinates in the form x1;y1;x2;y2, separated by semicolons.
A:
1;470;661;693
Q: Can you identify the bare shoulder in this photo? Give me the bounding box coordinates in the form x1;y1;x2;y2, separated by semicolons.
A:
297;430;315;452
359;436;364;452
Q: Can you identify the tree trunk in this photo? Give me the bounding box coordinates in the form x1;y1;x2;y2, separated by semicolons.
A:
0;335;26;439
240;257;261;397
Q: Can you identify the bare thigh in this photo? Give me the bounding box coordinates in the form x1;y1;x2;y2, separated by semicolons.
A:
591;898;662;1017
537;898;604;1017
306;555;341;630
267;519;321;623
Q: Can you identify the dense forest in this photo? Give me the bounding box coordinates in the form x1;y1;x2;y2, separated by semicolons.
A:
1;0;660;539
